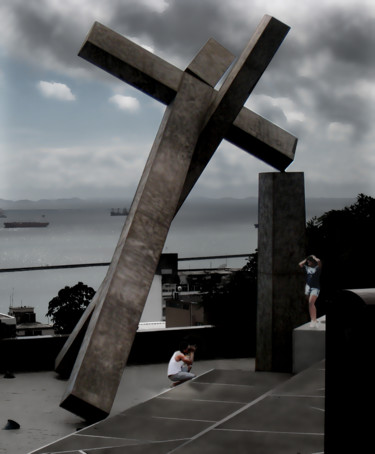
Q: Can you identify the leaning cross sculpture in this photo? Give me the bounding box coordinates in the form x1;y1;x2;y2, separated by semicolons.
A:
58;15;297;421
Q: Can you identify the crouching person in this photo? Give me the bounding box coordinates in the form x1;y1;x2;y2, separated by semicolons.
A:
168;340;196;386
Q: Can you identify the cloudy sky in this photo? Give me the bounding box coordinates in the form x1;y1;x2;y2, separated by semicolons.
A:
1;0;374;202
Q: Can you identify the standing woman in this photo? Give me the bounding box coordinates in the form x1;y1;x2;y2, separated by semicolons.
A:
299;255;322;327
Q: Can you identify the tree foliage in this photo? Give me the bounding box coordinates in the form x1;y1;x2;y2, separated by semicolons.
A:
199;193;375;336
200;252;258;354
46;282;95;334
306;193;375;294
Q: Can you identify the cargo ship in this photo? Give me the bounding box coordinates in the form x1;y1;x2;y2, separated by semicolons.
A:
4;221;49;228
110;208;129;216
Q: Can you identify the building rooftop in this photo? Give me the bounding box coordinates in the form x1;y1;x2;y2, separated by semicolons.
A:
0;312;15;321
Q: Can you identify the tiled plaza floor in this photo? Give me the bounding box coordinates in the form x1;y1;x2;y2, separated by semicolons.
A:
29;361;325;453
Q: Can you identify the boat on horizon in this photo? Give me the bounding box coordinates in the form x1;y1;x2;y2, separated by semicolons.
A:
110;208;129;216
4;221;49;228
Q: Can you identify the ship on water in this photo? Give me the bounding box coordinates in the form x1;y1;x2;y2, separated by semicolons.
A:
110;208;129;216
4;221;49;228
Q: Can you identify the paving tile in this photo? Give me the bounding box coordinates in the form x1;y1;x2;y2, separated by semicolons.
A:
197;369;290;388
272;361;325;397
28;364;325;454
79;413;212;441
122;396;243;422
170;429;324;453
29;434;140;454
218;395;324;434
81;440;182;453
160;381;261;404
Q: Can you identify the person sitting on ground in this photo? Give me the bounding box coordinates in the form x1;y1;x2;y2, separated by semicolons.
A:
299;254;322;327
167;341;196;385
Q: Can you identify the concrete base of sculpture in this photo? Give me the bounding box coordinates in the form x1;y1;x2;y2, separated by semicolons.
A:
256;172;307;372
293;316;325;373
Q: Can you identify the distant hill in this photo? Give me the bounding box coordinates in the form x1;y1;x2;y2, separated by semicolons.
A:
0;196;355;221
0;197;134;210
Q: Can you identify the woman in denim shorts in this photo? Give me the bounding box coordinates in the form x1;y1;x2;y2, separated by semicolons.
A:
299;255;322;327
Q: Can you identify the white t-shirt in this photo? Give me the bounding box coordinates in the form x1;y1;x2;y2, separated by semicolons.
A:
168;351;184;376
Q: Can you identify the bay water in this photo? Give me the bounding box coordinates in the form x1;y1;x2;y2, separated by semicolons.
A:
0;196;353;324
0;200;258;323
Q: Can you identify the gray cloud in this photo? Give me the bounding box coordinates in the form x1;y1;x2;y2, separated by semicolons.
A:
0;0;374;201
312;9;375;69
110;0;257;60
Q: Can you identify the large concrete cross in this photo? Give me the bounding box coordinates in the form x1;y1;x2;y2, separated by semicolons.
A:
58;15;297;421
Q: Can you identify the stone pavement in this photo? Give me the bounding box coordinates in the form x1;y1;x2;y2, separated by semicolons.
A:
29;360;325;454
0;359;251;454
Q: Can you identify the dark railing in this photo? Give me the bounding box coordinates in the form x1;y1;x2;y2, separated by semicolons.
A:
0;254;251;274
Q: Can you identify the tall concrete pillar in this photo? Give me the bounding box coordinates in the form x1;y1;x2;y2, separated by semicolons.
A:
256;172;307;372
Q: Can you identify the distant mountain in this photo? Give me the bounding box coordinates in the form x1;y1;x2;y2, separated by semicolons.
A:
0;197;134;210
0;195;355;220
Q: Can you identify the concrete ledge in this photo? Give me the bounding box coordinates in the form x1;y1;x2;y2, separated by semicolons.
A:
292;316;325;373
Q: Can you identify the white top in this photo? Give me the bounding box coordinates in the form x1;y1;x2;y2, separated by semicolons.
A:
167;351;184;376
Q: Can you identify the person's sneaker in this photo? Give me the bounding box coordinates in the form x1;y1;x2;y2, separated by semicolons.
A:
309;320;317;328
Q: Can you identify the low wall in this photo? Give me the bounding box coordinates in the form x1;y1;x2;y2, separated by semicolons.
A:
0;325;254;374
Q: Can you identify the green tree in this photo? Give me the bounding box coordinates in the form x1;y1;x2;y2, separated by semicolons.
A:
306;193;375;295
46;282;95;334
200;252;258;355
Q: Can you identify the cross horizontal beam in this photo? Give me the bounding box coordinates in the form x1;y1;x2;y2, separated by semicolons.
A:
79;20;297;173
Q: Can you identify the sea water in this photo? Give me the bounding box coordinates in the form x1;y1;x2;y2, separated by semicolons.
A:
0;202;258;323
0;196;353;323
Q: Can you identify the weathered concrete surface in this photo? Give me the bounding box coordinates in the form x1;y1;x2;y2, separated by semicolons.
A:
226;108;297;171
59;16;296;421
176;15;293;210
256;172;307;372
79;19;296;179
60;72;216;421
57;17;295;379
55;33;236;379
293;316;325;373
78;21;182;105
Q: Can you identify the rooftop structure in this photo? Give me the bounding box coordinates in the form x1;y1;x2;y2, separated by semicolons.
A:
7;306;54;337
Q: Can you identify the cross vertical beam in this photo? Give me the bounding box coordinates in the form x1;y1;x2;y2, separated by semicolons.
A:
58;16;296;421
60;42;232;421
